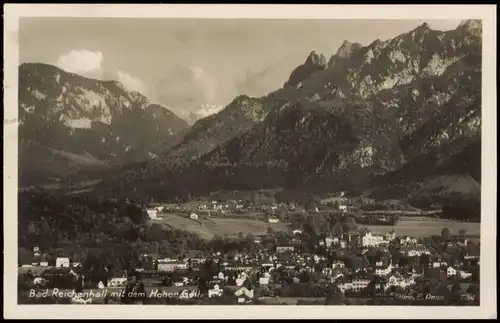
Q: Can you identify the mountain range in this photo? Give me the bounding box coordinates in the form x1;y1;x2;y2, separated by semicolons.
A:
19;20;482;207
18;63;189;187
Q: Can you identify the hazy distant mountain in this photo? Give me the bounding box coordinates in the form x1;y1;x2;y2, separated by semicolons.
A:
19;63;189;187
109;20;481;204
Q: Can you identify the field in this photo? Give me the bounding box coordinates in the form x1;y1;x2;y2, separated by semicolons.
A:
360;216;481;237
153;213;290;240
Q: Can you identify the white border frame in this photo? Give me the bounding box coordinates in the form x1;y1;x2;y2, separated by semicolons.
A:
3;4;497;319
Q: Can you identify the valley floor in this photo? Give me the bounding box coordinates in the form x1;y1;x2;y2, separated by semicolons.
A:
150;213;289;240
359;216;481;237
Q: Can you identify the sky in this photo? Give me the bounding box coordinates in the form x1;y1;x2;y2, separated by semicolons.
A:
19;18;462;119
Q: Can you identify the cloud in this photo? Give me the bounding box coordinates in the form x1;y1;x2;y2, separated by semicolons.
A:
55;49;103;77
194;103;224;119
117;70;148;95
235;61;289;98
155;64;216;112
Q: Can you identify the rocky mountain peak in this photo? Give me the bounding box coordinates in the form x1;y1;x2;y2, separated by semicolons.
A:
420;22;430;30
457;19;482;36
335;40;363;59
305;50;327;67
285;51;327;87
410;22;431;36
18;63;189;186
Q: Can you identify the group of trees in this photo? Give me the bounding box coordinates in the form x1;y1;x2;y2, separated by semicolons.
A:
440;198;481;222
353;214;399;226
19;192;149;249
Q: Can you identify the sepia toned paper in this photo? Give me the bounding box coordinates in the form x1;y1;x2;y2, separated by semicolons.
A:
3;4;497;319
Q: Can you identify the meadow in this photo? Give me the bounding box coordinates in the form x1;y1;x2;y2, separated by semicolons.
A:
154;213;290;240
360;216;481;237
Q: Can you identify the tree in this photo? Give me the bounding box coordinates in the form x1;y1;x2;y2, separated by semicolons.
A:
332;223;343;236
441;228;452;240
324;285;345;305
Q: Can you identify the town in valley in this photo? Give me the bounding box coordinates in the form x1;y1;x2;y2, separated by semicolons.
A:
19;193;481;305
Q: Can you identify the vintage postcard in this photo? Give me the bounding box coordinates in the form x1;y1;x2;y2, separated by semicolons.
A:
3;4;497;319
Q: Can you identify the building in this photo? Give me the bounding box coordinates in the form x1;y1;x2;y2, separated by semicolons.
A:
338;192;348;212
259;273;270;285
186;250;206;265
360;231;385;247
216;272;226;281
157;260;187;272
400;246;431;257
399;236;418;245
385;274;416;290
236;272;248;287
431;260;448;268
332;260;346;269
108;277;128;287
234;287;254;303
56;257;70;268
208;284;223;298
147;209;158;219
225;264;254;271
385;230;396;241
276;246;294;253
325;236;340;247
338;278;371;293
190;213;199;220
375;264;394;277
464;249;480;260
458;270;473;280
447;266;457;278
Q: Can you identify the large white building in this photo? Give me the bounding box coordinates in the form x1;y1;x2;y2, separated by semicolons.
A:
338;278;371;293
147;209;158;219
332;260;346;269
157;260;188;272
447;266;457;277
108;277;128;287
236;272;248;287
208;284;223;298
375;264;394;276
400;245;431;257
56;257;70;268
361;231;386;247
385;274;416;290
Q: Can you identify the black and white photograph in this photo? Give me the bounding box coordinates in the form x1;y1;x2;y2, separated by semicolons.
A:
3;4;497;320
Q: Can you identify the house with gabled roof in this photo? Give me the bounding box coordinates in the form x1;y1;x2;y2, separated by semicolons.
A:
234;287;254;303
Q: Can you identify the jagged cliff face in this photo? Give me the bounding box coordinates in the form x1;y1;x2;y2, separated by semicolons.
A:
201;21;481;179
19;63;189;186
285;51;327;87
